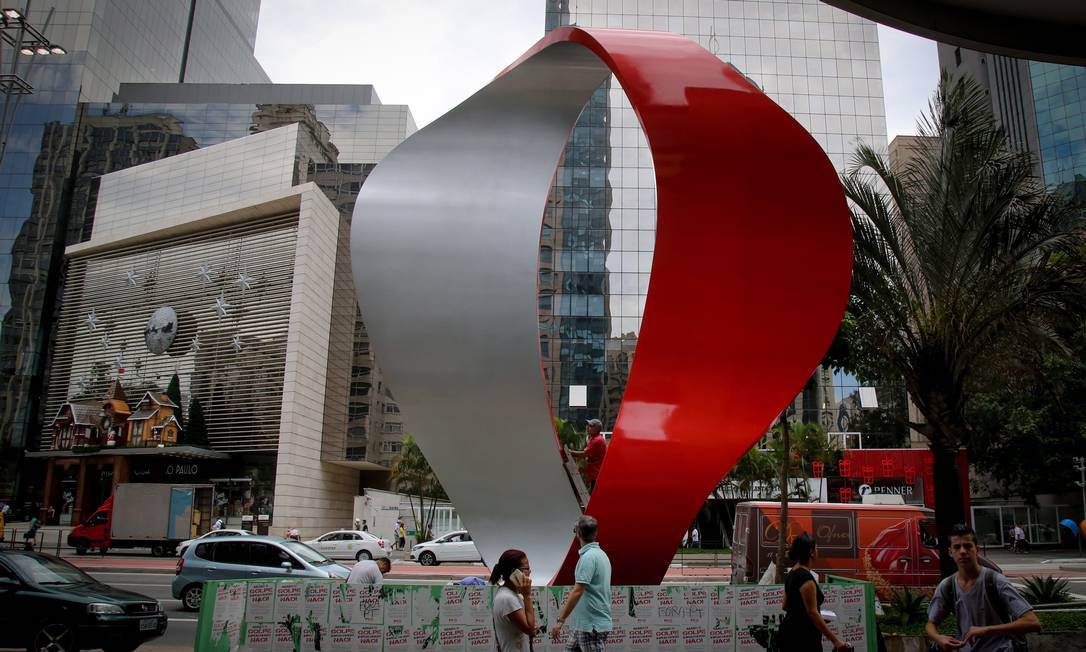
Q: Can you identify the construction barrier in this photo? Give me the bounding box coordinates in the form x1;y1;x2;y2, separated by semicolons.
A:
195;578;876;651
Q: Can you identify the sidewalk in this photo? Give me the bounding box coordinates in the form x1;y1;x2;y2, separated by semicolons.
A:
61;554;733;581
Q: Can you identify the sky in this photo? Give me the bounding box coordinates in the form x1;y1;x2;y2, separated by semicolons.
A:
255;1;940;141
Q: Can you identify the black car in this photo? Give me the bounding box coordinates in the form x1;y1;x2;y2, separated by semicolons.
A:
0;550;167;652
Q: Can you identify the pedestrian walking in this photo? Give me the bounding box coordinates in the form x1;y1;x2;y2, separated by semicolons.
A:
361;519;369;532
927;523;1040;652
347;556;391;586
211;517;225;531
396;521;406;551
23;516;40;551
550;515;612;650
777;533;851;651
1011;525;1028;554
354;518;361;531
490;549;536;651
690;526;701;549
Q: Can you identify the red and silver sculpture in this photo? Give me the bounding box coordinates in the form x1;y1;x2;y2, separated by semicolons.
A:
352;27;851;585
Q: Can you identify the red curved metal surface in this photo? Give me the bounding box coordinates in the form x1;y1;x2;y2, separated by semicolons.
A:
515;28;853;585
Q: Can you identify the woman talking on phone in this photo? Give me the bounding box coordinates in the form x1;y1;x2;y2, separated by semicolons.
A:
778;533;852;651
490;548;537;651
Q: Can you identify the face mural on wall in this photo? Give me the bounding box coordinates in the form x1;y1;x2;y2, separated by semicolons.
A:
352;27;852;585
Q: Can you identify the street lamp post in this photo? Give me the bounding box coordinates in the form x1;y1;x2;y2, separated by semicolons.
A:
1074;456;1086;555
0;3;67;164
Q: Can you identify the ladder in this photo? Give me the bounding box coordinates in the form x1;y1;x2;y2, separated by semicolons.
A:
561;446;591;511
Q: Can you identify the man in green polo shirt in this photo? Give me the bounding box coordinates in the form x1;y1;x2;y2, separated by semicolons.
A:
550;515;612;651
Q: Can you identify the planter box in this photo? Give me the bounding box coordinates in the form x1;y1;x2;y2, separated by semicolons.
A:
884;632;1083;652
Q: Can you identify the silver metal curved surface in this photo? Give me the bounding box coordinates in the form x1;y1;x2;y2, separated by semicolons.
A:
351;41;611;583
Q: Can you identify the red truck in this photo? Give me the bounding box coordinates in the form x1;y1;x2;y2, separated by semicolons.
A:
731;501;941;595
68;483;213;556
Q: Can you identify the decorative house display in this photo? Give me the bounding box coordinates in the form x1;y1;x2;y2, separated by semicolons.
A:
127;391;182;447
49;402;102;449
49;380;183;450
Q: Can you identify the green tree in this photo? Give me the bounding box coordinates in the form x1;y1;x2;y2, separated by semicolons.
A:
184;397;210;447
166;373;184;430
721;421;837;501
839;72;1086;575
553;416;584;451
967;327;1086;499
390;436;448;543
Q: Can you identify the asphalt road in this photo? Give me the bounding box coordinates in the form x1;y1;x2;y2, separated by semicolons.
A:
88;571;195;652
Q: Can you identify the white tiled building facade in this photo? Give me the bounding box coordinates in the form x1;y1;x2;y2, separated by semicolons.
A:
51;126;357;531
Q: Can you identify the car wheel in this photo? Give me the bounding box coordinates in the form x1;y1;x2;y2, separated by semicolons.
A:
419;551;438;566
73;539;89;556
356;549;373;561
151;543;168;557
182;584;203;611
30;622;77;652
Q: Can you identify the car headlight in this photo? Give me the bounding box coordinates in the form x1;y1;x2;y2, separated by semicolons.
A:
87;603;124;615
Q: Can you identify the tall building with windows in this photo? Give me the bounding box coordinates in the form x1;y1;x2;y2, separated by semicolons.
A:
29;83;415;530
0;0;272;505
541;0;891;438
938;45;1086;205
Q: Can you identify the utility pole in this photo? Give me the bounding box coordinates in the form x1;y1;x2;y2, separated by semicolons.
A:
1074;456;1085;556
775;414;791;582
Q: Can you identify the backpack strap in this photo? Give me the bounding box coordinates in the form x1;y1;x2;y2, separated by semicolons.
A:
984;570;1029;652
984;569;1011;624
938;576;957;618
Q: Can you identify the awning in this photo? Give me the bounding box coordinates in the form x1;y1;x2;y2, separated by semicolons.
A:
26;445;230;460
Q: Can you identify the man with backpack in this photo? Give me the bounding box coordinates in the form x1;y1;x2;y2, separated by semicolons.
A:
926;524;1040;651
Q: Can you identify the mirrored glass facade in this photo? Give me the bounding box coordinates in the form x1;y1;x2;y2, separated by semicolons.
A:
29;94;414;472
0;0;271;502
542;0;889;437
1029;62;1086;203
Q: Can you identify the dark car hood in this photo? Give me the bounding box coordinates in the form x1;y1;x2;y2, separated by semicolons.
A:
40;581;153;603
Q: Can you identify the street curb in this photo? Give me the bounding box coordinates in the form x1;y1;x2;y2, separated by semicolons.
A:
1058;564;1086;572
77;566;177;574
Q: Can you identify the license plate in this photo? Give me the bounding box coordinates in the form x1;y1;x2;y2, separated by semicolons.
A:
139;618;158;632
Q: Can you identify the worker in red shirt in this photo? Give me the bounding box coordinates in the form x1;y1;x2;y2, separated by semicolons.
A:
570;418;608;491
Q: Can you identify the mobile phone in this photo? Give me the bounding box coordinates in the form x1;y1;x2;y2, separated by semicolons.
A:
509;569;526;587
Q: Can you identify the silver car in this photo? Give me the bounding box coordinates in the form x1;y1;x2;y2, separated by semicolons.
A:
171;535;349;611
175;528;254;556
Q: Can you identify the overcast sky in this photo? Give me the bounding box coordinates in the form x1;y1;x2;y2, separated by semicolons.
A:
255;1;939;141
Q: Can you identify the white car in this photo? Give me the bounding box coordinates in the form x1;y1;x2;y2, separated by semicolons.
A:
305;530;391;561
175;528;253;556
410;530;482;566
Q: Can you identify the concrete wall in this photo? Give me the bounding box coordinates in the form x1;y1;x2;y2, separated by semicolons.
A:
272;186;358;538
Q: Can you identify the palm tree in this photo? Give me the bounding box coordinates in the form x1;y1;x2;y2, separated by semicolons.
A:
841;72;1086;576
390;436;447;543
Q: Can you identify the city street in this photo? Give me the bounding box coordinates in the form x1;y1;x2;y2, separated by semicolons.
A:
0;543;1083;651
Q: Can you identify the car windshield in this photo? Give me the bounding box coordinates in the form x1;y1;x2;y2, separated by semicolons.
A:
7;554;95;585
282;541;334;566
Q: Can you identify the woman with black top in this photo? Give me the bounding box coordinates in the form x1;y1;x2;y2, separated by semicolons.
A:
778;533;851;651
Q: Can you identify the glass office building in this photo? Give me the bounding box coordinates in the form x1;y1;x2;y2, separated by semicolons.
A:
0;1;273;505
939;46;1086;206
1029;62;1086;203
542;0;893;439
